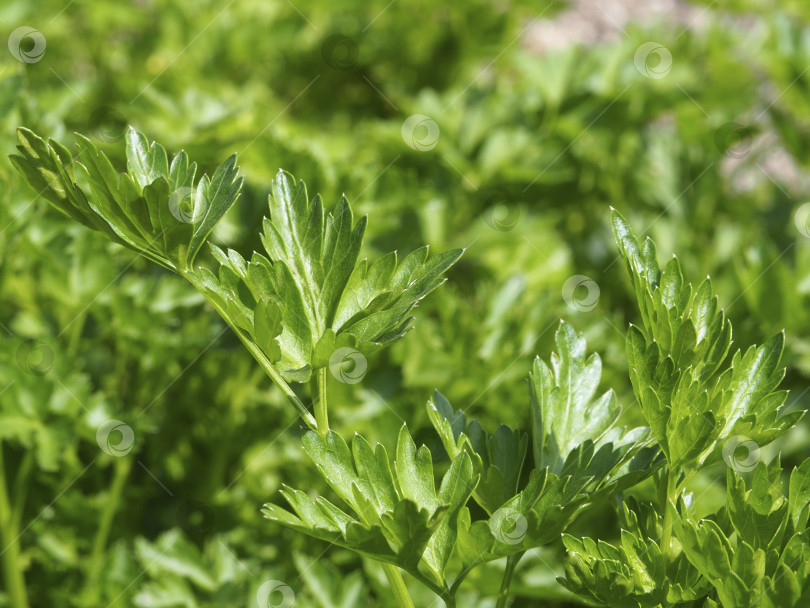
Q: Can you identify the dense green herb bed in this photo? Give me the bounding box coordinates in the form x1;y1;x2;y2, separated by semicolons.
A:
1;1;810;606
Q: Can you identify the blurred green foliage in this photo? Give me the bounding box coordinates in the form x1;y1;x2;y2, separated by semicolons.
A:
1;0;810;605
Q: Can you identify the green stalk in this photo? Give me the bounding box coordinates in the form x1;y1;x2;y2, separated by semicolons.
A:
660;469;676;562
449;558;483;596
84;456;133;602
67;311;87;356
184;272;317;430
381;563;416;608
10;451;33;533
315;367;329;436
495;552;523;608
0;442;29;608
408;570;454;605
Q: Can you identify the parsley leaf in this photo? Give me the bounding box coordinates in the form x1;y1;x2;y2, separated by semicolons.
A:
531;320;623;475
193;170;464;381
262;426;478;592
431;322;662;564
612;209;803;471
673;458;810;608
11;127;242;272
427;390;528;515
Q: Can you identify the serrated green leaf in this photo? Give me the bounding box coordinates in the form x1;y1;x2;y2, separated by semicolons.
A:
396;424;440;515
530;320;620;474
561;500;707;608
192;169;462;382
672;459;810;608
788;458;810;530
423;451;477;580
11;127;242;272
611;209;802;473
426;390;527;514
269;426;477;589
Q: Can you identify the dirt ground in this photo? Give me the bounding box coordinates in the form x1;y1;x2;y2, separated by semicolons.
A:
527;0;708;51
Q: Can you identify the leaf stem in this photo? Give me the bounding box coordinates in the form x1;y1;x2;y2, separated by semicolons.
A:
449;559;482;596
406;569;453;603
381;563;415;608
495;552;523;608
184;271;317;430
84;456;133;603
10;451;33;532
0;442;29;608
67;313;86;356
315;367;329;436
660;469;676;561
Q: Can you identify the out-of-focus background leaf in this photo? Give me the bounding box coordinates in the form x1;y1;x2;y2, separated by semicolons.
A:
1;0;809;605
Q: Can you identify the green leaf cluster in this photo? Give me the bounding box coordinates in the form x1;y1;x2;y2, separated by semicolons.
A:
674;459;810;607
262;425;477;597
193;170;463;382
559;213;810;608
6;1;810;606
561;498;708;608
266;321;662;601
430;323;660;561
10;128;242;273
612;210;802;471
11;127;463;424
561;459;810;608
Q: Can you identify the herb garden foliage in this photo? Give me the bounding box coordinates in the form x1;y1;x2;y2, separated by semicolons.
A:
559;213;809;608
6;1;810;606
12;127;462;392
13;123;809;607
612;211;800;471
263;321;662;600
